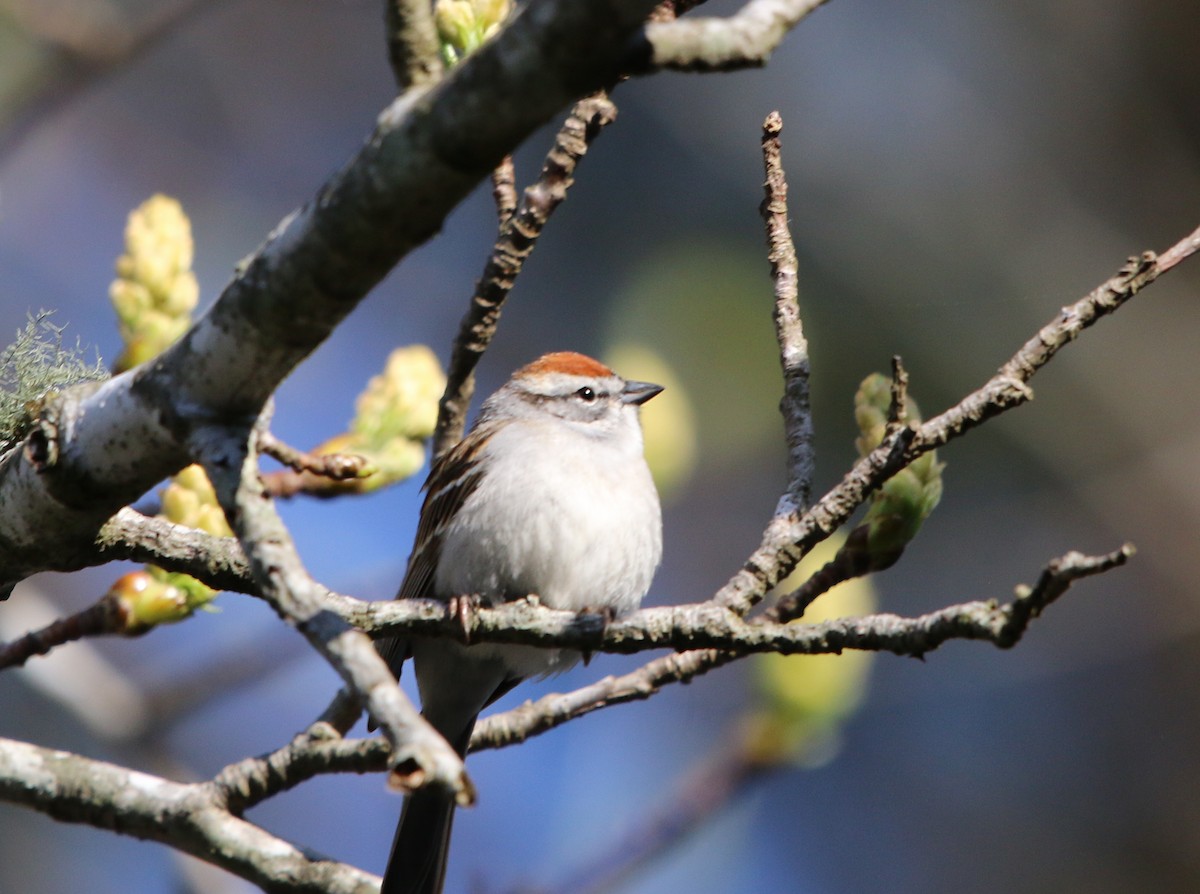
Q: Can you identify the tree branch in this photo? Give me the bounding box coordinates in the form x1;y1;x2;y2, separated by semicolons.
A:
193;418;471;804
470;545;1132;750
0;735;380;893
96;508;255;593
760;110;814;513
637;0;829;72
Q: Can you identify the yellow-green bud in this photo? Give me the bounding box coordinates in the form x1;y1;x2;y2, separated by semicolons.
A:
110;195;199;373
107;569;214;634
352;345;445;446
302;345;445;494
160;463;232;536
853;373;944;565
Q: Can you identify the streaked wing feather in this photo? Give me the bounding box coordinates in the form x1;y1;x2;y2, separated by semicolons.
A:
396;428;490;601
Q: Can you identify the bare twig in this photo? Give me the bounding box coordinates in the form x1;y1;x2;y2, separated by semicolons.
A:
760;110;813;511
638;0;830;73
259;431;370;480
433;93;620;457
0;600;118;669
491;156;519;224
258;430;372;498
362;546;1132;657
212;715;387;816
888;354;909;430
471;545;1133;750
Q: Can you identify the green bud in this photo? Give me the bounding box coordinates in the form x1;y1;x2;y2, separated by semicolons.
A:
351;345;445;446
853;372;944;568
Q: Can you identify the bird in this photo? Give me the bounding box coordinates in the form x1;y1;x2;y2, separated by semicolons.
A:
380;351;663;894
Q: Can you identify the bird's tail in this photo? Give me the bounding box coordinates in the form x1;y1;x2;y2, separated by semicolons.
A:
382;786;458;894
381;724;474;894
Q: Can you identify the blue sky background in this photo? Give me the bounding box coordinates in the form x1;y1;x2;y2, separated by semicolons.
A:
3;1;1200;892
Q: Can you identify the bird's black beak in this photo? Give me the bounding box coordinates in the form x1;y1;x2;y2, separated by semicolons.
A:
621;380;664;406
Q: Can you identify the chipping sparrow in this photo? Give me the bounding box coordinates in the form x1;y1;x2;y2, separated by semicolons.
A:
380;351;663;894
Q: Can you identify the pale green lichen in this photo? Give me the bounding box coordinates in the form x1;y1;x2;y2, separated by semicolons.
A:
0;311;106;454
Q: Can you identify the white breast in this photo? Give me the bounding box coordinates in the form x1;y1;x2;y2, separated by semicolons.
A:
434;414;662;616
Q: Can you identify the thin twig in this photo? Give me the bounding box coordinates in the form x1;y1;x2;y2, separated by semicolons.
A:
760;110;813;511
471;545;1133;750
0;600;118;669
638;0;830;73
888;354;909;430
212;715;387;816
491;156;519;224
432;93;619;458
259;430;370;481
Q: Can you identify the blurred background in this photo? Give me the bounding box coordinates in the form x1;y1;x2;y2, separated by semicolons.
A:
2;0;1200;892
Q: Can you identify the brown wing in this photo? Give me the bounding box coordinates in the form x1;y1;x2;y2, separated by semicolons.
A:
396;426;490;601
376;427;490;682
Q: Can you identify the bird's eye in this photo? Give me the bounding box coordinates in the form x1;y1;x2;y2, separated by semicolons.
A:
575;386;597;402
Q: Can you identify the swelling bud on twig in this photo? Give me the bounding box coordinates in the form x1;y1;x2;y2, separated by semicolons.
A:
161;463;234;536
105;568;216;635
296;345;446;495
435;0;512;65
109;194;199;373
855;372;943;566
766;372;944;623
105;463;228;621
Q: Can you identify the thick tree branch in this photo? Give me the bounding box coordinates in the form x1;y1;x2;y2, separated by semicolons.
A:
96;508;255;593
0;0;663;592
0;736;380;893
